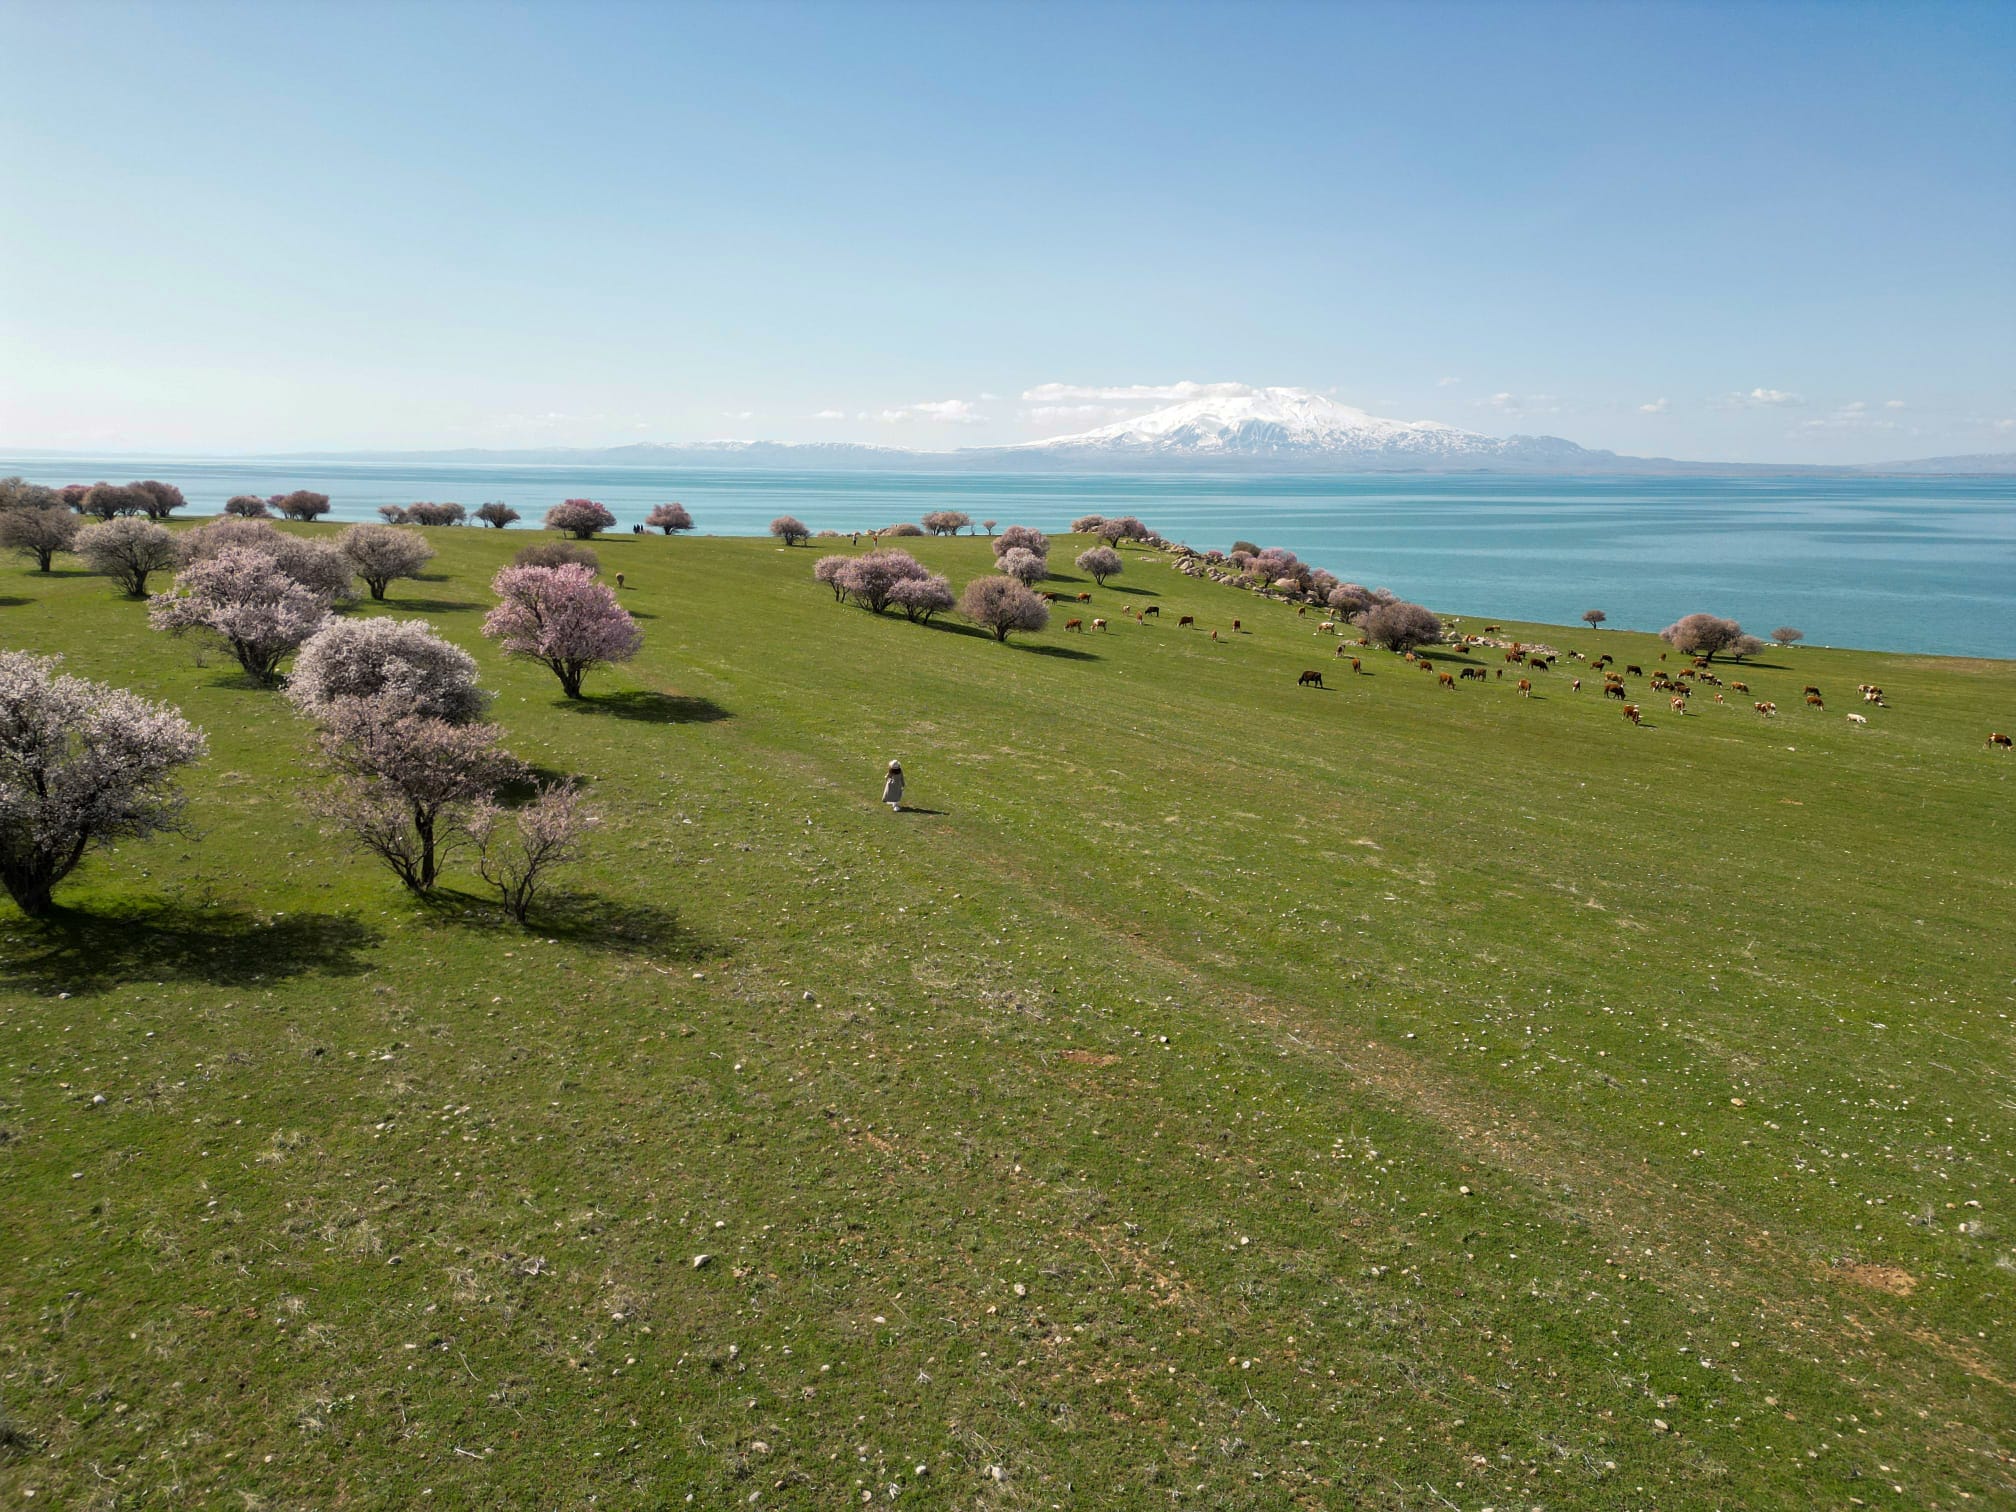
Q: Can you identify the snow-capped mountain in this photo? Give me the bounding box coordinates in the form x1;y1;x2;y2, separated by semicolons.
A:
1002;388;1602;469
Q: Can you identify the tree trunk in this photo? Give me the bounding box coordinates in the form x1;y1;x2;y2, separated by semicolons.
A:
370;581;387;600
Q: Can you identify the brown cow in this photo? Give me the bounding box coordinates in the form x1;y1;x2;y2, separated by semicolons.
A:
615;571;626;589
1990;732;2013;750
1334;642;1350;657
1517;678;1533;697
1232;619;1241;633
1625;664;1643;677
1076;592;1092;603
1065;618;1083;632
1731;681;1749;693
1142;605;1159;617
1351;657;1363;674
1210;629;1220;643
1572;677;1582;691
1604;683;1627;700
1670;695;1689;716
1298;669;1324;687
1754;701;1777;717
1623;703;1642;725
1806;694;1825;708
1438;672;1455;688
1092;617;1107;631
1178;615;1195;628
1803;685;1821;697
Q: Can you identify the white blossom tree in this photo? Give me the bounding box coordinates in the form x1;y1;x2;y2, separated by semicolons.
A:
0;651;206;916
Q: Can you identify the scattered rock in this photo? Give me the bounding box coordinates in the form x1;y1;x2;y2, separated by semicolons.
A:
692;1254;713;1269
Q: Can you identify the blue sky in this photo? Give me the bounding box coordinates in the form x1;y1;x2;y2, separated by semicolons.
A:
2;0;2011;461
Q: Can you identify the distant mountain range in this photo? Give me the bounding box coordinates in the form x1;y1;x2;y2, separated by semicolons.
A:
148;390;2016;476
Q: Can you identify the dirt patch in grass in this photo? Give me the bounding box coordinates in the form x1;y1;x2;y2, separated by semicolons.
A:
1060;1049;1120;1066
1833;1262;1917;1296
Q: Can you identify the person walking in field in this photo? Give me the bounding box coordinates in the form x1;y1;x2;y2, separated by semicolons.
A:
881;759;905;812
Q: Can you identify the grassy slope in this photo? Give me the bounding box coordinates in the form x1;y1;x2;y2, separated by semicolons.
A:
1;523;2012;1510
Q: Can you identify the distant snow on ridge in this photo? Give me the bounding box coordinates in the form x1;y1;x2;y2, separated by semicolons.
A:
1004;387;1600;467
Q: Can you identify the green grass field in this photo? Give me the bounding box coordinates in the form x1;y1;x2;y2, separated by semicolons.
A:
3;522;2012;1510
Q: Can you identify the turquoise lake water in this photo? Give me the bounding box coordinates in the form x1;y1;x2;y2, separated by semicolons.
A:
4;456;2011;659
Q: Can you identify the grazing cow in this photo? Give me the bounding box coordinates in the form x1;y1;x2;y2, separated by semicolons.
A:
1806;694;1825;708
1505;649;1522;663
1438;671;1455;688
1121;605;1133;616
1334;642;1350;657
1659;652;1667;661
1092;617;1108;631
1593;655;1612;668
1670;695;1689;715
1143;605;1160;617
1495;668;1503;680
1041;592;1061;603
1178;615;1195;628
1572;678;1582;691
1625;664;1643;677
1864;688;1884;704
1351;657;1363;674
1803;685;1821;697
1210;629;1220;643
1298;669;1324;687
1065;618;1083;632
1989;732;2013;750
1623;703;1642;725
1755;701;1777;717
1604;683;1627;701
1731;681;1749;693
1232;619;1241;633
615;571;626;589
1713;692;1724;703
1517;678;1533;697
1847;712;1868;726
1076;592;1092;603
1483;624;1501;633
1297;606;1307;617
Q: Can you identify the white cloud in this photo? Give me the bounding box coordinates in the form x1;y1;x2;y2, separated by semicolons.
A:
1488;392;1561;415
1992;417;2014;434
1436;376;1462;387
1021;380;1261;403
869;398;985;425
1638;397;1670;414
1885;399;1907;410
811;408;846;420
1795;400;1903;433
1719;386;1805;409
721;410;754;420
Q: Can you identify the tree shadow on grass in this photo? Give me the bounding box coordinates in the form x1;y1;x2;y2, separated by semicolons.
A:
1;904;381;997
381;597;484;615
425;889;713;960
0;597;30;608
558;690;731;724
924;621;1099;660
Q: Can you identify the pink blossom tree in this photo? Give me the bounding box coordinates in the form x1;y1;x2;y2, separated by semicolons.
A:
132;480;186;519
405;501;466;526
0;506;81;571
834;549;929;613
1070;514;1107;534
1356;599;1443;651
545;499;616;539
886;573;955;622
813;554;851;600
337;524;435;601
1074;546;1123;585
272;490;332;522
474;501;520;528
466;779;598;922
149;548;336;684
77;518;178;597
482;563;642;698
998;547;1047;585
921;510;971;536
312;696;524;893
960;574;1049;641
286;617;487;724
769;515;811;546
0;650;206;916
80;482;149;519
177;517;355;601
225;494;271;518
646;503;694;534
1659;613;1744;662
993;525;1049;560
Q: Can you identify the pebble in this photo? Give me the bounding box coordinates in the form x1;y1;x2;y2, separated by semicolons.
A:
692;1254;713;1269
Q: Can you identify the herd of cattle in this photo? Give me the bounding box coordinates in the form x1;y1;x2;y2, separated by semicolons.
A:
1034;579;2010;748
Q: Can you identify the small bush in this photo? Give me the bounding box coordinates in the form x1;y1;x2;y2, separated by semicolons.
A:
770;515;811;546
474;502;520;529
